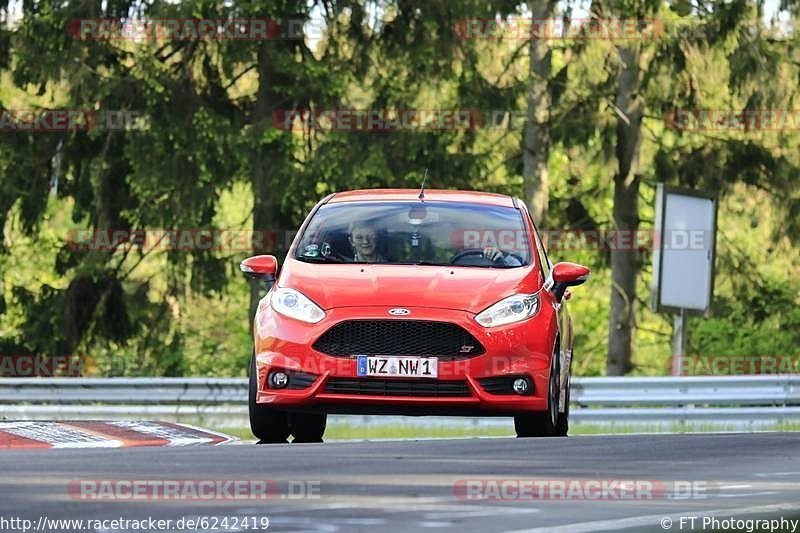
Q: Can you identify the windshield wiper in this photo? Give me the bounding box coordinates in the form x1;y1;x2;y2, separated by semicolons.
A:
296;255;345;264
413;260;447;266
383;260;448;267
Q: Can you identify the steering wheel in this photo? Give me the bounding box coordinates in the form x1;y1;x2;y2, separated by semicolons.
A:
449;248;525;266
500;251;525;265
450;248;496;266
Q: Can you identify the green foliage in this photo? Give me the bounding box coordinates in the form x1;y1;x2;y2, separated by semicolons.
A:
690;279;800;357
0;0;798;376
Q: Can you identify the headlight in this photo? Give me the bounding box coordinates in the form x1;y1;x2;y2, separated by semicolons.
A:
474;293;540;327
270;287;325;324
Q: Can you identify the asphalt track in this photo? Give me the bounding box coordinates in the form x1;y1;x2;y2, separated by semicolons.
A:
2;433;800;533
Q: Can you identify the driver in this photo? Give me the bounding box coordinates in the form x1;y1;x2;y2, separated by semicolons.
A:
482;246;523;267
348;222;385;263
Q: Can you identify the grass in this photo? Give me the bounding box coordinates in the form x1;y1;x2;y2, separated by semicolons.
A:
213;421;800;441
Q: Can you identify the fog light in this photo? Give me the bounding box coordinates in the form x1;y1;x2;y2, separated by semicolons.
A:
512;377;530;395
269;371;289;389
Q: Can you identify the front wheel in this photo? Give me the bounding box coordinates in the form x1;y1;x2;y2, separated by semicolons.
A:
249;355;291;444
514;355;561;438
289;412;327;443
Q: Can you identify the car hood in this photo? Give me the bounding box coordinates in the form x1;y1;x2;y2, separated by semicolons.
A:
277;258;541;313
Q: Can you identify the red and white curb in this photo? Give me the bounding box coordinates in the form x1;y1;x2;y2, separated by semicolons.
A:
0;421;234;449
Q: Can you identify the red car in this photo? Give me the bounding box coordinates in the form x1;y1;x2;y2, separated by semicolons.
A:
241;189;589;442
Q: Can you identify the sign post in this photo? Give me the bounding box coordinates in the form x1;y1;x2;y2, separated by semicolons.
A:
651;184;717;376
672;309;687;375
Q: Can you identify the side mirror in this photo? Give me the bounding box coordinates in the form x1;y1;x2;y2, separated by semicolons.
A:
240;255;278;283
549;262;590;301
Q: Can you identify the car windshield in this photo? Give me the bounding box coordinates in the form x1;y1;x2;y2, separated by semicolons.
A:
293;200;532;268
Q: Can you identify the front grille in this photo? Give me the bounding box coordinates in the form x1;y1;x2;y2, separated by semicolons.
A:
324;377;471;397
312;320;485;358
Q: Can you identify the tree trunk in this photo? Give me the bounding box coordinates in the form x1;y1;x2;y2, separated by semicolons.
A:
522;0;556;226
606;45;643;376
248;41;281;332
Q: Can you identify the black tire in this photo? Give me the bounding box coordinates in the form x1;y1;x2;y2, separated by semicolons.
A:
514;355;560;438
289;412;327;443
249;355;290;444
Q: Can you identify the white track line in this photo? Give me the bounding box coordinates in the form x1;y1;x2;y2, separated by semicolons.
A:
502;501;800;533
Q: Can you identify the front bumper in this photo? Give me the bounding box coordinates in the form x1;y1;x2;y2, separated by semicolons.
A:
253;304;557;415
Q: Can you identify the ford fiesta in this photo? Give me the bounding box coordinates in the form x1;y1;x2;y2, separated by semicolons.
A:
240;189;589;443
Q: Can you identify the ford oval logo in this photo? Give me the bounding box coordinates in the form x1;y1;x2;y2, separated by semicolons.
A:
388;308;411;316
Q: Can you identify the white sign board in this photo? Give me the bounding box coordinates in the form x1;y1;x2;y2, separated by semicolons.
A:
651;184;717;313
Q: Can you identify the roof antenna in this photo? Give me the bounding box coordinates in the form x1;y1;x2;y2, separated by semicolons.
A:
418;168;428;202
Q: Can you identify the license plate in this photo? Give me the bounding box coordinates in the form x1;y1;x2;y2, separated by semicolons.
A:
357;356;438;378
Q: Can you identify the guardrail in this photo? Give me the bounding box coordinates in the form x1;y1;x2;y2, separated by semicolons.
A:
2;376;799;431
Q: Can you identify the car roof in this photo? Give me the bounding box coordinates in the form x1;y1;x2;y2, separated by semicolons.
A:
327;189;517;208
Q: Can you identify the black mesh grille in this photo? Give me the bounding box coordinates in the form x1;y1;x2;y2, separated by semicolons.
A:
312;320;485;357
324;378;471;397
